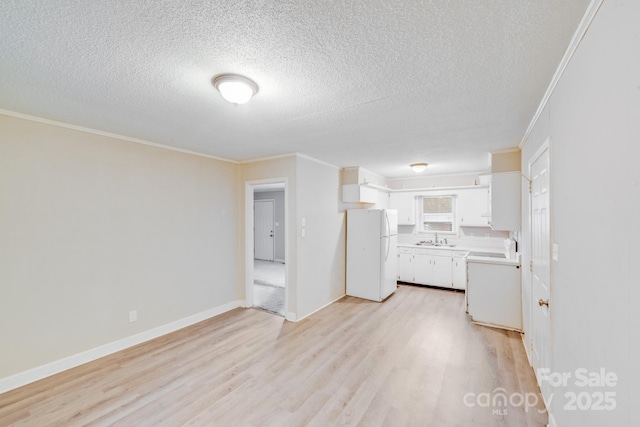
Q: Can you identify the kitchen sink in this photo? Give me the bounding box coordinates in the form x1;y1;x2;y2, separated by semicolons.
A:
415;242;457;248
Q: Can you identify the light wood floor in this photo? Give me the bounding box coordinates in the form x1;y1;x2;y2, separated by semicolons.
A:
0;285;547;426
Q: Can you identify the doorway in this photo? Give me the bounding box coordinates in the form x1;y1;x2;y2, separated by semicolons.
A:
530;139;552;410
245;180;288;318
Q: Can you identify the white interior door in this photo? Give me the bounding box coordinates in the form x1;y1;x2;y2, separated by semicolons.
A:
254;200;274;261
531;145;551;406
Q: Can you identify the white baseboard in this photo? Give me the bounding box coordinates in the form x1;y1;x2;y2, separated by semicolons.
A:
548;413;557;427
274;258;285;264
521;332;533;366
0;300;242;394
285;312;297;322
291;294;345;323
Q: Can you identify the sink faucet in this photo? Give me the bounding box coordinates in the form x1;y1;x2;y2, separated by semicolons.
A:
434;232;438;244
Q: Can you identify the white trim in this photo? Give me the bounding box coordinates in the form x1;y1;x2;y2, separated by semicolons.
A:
294;153;341;170
390;184;489;193
530;138;551;167
274;258;285;264
1;109;341;173
239;152;340;170
519;0;604;149
490;147;521;155
528;137;553;420
548;413;557;427
359;166;389;184
522;332;533;366
470;320;522;333
362;183;391;192
285;312;297;322
238;152;342;170
0;300;242;394
240;153;297;164
245;178;290;318
387;170;489;182
0;109;237;164
290;295;346;323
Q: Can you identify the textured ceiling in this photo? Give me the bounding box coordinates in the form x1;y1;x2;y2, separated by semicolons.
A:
0;0;590;178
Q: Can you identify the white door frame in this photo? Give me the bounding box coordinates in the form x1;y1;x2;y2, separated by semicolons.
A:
244;178;290;319
253;199;275;261
529;137;552;410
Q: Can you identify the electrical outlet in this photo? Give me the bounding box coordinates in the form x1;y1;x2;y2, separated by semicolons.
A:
129;310;137;323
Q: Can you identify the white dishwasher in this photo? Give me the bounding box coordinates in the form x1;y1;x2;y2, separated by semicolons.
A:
466;253;522;331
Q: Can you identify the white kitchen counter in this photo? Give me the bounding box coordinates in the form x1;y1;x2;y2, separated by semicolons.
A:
397;243;470;252
398;243;520;265
466;254;520;266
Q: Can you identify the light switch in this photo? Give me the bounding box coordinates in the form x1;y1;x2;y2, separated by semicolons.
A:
552;243;559;261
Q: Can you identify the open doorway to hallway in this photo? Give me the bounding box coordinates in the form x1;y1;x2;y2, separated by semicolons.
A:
253;259;285;316
251;183;286;316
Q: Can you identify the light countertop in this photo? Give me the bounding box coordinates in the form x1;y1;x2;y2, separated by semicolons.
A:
398;243;520;265
466;253;521;266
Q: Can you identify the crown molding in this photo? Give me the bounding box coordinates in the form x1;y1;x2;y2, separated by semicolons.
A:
0;109;238;164
519;0;604;149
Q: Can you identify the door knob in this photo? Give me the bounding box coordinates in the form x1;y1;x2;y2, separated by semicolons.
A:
538;299;549;307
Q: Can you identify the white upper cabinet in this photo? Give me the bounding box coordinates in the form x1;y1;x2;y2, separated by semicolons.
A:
457;188;490;227
342;184;378;204
389;192;416;225
489;172;521;231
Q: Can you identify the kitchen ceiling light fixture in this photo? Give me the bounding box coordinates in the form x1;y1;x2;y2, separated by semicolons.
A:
212;74;258;105
410;163;428;173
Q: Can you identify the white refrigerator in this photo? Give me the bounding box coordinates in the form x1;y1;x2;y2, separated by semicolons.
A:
346;209;398;302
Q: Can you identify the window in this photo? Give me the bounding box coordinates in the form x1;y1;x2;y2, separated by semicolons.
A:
420;195;456;233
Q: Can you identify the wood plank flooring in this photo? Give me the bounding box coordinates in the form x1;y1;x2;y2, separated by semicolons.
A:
0;285;547;426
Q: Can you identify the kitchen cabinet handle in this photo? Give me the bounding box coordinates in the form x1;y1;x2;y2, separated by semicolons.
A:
538;299;549;307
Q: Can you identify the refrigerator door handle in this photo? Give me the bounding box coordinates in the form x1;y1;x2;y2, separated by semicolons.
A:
385;234;390;261
385;211;390;237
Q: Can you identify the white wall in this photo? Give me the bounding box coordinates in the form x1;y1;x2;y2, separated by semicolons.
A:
0;114;240;381
241;155;346;321
296;157;346;318
241;157;297;316
521;1;638;424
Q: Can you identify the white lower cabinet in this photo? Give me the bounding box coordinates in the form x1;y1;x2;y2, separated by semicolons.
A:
413;253;432;284
397;247;465;289
398;248;414;282
431;255;452;288
452;253;467;290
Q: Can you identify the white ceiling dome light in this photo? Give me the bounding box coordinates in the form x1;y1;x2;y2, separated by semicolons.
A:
212;74;258;105
410;163;428;173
